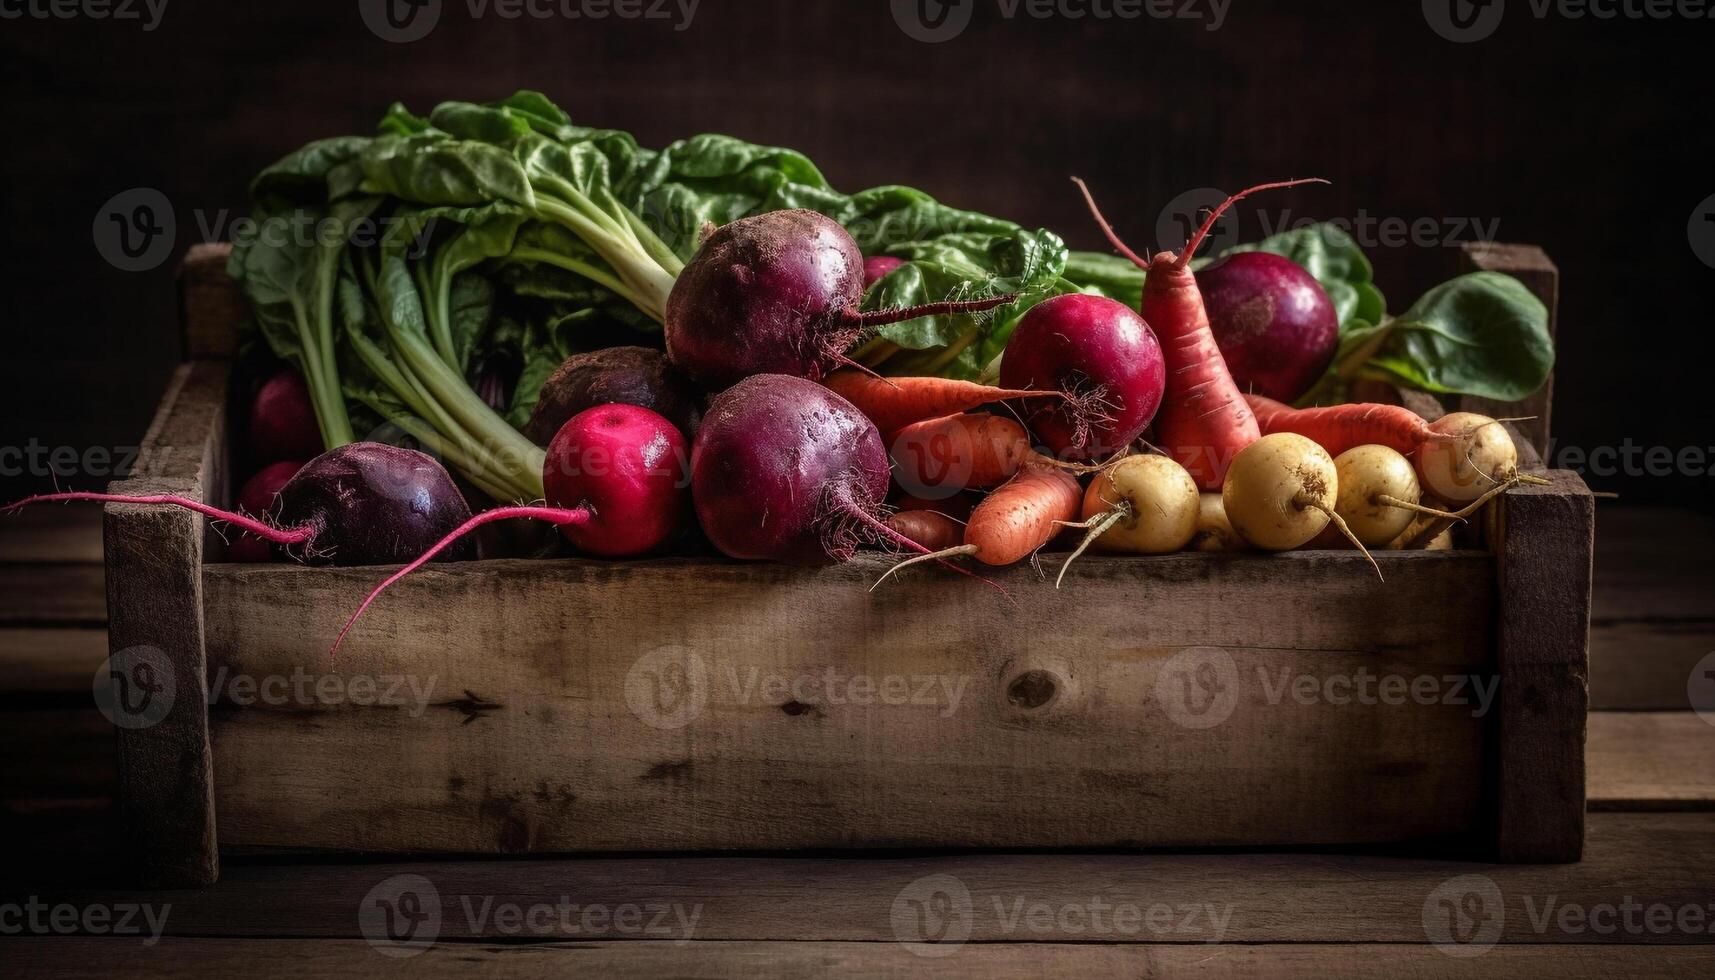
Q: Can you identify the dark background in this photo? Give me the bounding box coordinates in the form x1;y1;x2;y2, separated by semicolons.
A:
2;0;1710;506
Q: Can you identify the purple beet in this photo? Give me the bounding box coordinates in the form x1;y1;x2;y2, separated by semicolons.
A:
1196;251;1339;403
690;374;918;565
665;210;1015;389
523;347;704;444
275;444;477;565
864;255;905;286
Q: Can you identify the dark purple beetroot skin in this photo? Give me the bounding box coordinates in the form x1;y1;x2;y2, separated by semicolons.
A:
275;443;476;566
1196;251;1339;403
691;374;891;565
523;347;705;445
665;210;869;389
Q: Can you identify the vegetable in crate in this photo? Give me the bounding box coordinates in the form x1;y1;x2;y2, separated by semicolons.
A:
1221;433;1378;576
523;347;703;444
690;374;929;565
2;444;477;567
226;460;304;563
1056;454;1201;588
1197;251;1339;404
248;370;324;463
998;293;1167;461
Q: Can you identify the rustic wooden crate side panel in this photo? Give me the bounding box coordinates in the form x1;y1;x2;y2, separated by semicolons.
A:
179;243;240;360
1493;470;1594;862
103;359;229;886
204;552;1495;855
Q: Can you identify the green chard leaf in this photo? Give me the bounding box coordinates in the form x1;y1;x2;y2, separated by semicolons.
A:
1363;272;1554;401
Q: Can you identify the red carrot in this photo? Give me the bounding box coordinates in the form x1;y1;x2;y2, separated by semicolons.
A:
890;413;1031;495
1244;393;1441;459
823;371;1059;439
1074;177;1328;490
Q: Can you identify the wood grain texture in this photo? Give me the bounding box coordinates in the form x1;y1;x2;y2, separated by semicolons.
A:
178;244;240;361
0;628;108;698
11;940;1715;980
205;550;1495;856
103;360;228;887
0;564;106;626
1591;508;1715;710
1589;713;1715;811
1493;470;1594;862
5;813;1714;945
0;508;104;564
9;940;1715;979
1458;242;1559;460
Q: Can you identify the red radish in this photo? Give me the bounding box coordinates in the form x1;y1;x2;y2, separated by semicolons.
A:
823;370;1058;439
876;459;1082;584
1242;396;1521;505
890;414;1031;499
1075;177;1328;489
665;210;1017;388
691;374;930;564
998;293;1166;461
1197;251;1339;403
227;460;304;562
543;404;690;557
524;347;704;444
864;256;905;286
2;444;475;567
249;369;325;462
885;510;964;552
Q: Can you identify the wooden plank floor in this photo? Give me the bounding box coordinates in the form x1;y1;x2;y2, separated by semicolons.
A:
1;503;1711;977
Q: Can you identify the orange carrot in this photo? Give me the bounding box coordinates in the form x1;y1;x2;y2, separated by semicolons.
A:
1075;177;1328;490
890;413;1031;495
1244;393;1441;460
872;459;1080;588
885;510;965;552
823;371;1057;438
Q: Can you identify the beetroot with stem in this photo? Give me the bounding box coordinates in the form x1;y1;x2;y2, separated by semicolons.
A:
1197;251;1339;403
998;293;1167;461
665;210;1018;389
691;374;929;565
1;443;476;567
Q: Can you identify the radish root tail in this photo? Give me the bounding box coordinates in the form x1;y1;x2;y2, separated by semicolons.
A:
1301;498;1383;582
0;491;317;547
332;505;591;657
1374;494;1466;522
1055;506;1129;590
870;544;978;592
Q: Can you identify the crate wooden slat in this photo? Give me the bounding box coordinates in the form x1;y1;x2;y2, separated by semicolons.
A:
6;812;1709;944
10;940;1715;979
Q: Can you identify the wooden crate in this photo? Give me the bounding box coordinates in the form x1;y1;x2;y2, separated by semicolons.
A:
102;243;1592;887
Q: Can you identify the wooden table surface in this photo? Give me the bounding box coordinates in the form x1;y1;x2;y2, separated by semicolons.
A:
2;505;1711;977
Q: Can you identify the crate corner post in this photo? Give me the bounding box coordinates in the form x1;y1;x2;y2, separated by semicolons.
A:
103;245;240;887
